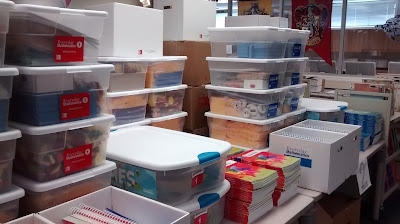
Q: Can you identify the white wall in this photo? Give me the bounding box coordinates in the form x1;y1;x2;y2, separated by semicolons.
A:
69;0;142;9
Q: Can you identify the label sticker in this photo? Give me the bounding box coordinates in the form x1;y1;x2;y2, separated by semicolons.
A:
54;36;84;62
291;73;300;85
64;144;92;174
110;160;157;199
291;98;299;111
268;74;279;89
268;103;279;118
292;44;301;57
60;92;90;121
194;211;208;224
226;45;233;55
192;170;204;188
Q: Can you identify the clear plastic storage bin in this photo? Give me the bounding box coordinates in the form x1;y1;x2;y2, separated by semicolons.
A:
176;180;230;224
207;57;289;90
145;56;187;88
11;64;113;126
206;112;286;149
0;129;21;193
282;83;307;113
284;108;306;127
5;4;108;66
284;29;310;58
300;98;348;123
207;85;288;120
0;1;14;68
209;27;307;59
107;126;231;206
150;112;188;131
110;119;151;132
284;58;308;86
13;160;116;215
99;57;148;92
10;114;115;182
0;68;18;132
0;185;24;223
106;89;149;127
147;85;187;118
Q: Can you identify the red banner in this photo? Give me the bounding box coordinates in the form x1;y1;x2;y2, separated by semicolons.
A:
292;0;333;66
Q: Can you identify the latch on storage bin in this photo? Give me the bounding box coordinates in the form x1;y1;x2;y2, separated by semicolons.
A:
198;193;220;209
197;152;220;164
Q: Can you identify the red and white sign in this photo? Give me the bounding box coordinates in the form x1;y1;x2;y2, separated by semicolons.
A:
194;211;208;224
60;92;90;121
192;170;204;188
64;144;93;174
54;36;84;62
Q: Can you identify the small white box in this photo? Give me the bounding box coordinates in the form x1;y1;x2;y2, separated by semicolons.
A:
270;17;289;28
88;3;163;57
225;15;270;27
38;187;190;224
269;124;361;194
154;0;216;41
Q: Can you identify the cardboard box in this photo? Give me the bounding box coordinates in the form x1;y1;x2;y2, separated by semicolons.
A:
238;0;272;15
6;215;53;224
154;0;216;41
185;126;209;137
38;187;189;224
183;86;210;130
88;3;163;57
225;15;270;27
164;41;211;86
316;195;361;224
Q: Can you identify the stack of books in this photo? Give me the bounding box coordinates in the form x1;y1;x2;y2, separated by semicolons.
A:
224;160;278;224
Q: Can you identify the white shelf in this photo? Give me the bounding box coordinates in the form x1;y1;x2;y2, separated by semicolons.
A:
222;193;314;224
391;112;400;123
359;140;385;163
383;182;399;201
297;188;323;202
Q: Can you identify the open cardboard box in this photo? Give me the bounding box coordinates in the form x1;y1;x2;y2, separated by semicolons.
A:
38;187;189;224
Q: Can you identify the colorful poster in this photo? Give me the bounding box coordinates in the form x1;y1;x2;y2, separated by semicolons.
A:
292;0;333;66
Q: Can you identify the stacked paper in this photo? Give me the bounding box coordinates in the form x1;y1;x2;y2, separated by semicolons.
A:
231;150;301;206
224;160;278;224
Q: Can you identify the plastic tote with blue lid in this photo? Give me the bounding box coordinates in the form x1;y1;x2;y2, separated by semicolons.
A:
176;179;230;224
107;126;231;206
300;98;348;123
0;0;14;67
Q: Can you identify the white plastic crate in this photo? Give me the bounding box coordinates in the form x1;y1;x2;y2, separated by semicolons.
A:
147;84;187;118
0;0;14;67
6;4;108;66
107;126;231;206
269;125;360;194
0;185;25;223
206;112;286;150
206;85;288;120
150;111;188;132
300;98;349;123
13;160;116;215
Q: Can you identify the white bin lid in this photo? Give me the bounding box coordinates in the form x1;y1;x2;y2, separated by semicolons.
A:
15;64;115;75
0;185;24;204
206;57;309;64
176;180;230;212
99;56;187;62
107;126;231;171
285;108;307;118
300;98;348;112
0;0;14;9
0;68;18;76
0;128;21;142
150;112;188;123
13;161;116;193
150;84;188;93
107;89;150;98
14;4;108;17
206;84;287;95
205;112;286;126
9;114;115;135
111;119;151;131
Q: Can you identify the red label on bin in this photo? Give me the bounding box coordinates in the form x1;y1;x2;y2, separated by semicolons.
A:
64;144;93;174
54;36;84;62
192;170;204;188
60;92;90;120
194;211;207;224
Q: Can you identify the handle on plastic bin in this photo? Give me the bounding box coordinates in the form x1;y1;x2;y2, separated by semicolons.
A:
198;193;220;209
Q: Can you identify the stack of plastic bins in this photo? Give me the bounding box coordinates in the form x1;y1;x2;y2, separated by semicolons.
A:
0;0;14;68
300;98;349;123
107;126;231;206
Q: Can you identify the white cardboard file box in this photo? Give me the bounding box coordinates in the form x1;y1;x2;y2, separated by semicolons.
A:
225;15;271;27
6;214;52;224
0;0;14;67
38;186;190;224
154;0;216;41
88;3;163;57
269;126;359;194
107;126;231;206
